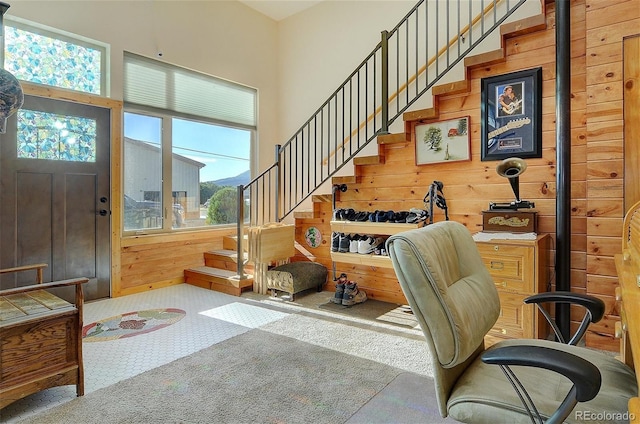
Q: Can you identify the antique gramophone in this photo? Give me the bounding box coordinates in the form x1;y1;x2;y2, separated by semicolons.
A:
489;157;535;210
483;157;537;232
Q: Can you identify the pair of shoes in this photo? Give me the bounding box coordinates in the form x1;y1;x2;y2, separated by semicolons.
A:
342;281;367;306
369;210;393;222
333;208;356;221
330;274;367;306
392;211;409;222
406;208;428;224
330;273;348;304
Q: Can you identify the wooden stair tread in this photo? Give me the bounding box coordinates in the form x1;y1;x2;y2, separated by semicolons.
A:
185;266;253;287
293;211;315;219
312;194;332;202
354;155;384;165
464;48;505;68
377;132;409;145
332;176;357;184
403;107;438;122
500;13;547;38
205;249;247;260
432;80;470;97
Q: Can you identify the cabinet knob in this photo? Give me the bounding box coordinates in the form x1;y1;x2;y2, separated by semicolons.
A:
493;245;499;251
501;328;507;335
494;281;507;288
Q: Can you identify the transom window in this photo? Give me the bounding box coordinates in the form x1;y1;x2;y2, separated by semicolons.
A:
4;18;107;95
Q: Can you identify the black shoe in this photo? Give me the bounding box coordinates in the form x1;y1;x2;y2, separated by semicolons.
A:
331;232;341;252
338;233;351;253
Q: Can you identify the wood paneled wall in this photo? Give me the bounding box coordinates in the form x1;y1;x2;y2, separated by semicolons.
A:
295;0;640;351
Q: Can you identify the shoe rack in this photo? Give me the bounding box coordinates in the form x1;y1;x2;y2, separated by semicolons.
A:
329;220;422;269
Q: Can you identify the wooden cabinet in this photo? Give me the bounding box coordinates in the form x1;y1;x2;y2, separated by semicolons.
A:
329;221;422;269
475;234;550;344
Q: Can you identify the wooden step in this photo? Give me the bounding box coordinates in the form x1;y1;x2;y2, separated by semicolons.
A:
222;234;249;251
293;211;315;219
354;155;385;166
432;80;470;97
184;266;253;297
377;132;410;145
332;176;357;185
312;194;332;203
403;107;438;122
204;249;253;272
205;249;248;263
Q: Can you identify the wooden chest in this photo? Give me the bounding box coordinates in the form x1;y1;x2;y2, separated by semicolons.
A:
0;278;87;409
482;210;537;233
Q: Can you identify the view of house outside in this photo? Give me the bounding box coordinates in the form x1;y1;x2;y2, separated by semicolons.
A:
123;112;251;231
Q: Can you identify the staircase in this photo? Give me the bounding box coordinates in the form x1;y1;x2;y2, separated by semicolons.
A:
186;0;549;297
184;235;254;296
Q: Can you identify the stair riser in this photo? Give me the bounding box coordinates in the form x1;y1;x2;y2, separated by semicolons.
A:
204;258;254;273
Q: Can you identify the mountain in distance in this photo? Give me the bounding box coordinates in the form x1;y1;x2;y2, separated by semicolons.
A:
210;170;251;187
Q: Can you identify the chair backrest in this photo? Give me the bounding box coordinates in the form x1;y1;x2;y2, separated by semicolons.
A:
386;221;500;415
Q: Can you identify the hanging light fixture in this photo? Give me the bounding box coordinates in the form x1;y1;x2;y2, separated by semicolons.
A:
0;2;24;134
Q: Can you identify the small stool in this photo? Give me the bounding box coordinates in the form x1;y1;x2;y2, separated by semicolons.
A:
266;262;328;300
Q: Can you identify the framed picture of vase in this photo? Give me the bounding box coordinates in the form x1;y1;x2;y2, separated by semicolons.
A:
481;67;542;161
414;116;471;165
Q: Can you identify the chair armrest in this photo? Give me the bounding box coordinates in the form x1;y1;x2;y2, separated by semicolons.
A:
481;345;601;403
0;263;48;283
524;292;605;323
524;291;605;345
0;277;89;296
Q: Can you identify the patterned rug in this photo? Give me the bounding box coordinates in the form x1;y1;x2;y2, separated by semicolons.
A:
82;308;186;342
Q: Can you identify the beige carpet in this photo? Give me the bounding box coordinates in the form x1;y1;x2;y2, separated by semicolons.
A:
18;328;449;424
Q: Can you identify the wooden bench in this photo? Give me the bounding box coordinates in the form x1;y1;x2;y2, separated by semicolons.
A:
615;200;640;422
0;264;88;409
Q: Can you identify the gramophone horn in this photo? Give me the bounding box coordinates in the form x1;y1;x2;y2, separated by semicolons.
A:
496;157;527;201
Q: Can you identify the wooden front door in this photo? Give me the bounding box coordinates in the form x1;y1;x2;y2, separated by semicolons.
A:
0;95;111;301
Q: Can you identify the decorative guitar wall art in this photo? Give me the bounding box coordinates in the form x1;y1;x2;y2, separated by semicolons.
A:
487;117;531;148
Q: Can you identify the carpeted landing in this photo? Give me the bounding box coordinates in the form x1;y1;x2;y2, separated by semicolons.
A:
18;328;454;424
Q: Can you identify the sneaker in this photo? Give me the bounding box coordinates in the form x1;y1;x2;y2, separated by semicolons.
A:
331;273;348;304
406;208;428;224
338;233;351;253
357;236;376;254
342;282;367;306
331;232;341;252
349;234;361;253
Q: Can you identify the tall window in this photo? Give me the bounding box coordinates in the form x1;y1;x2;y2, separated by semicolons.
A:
4;18;107;95
123;53;255;233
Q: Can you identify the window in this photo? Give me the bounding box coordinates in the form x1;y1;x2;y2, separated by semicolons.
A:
4;18;107;95
123;53;255;233
17;109;97;162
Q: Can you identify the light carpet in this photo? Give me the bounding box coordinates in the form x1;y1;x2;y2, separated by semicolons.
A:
18;328;450;424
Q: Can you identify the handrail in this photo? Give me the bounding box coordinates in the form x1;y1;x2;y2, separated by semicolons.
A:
236;0;531;278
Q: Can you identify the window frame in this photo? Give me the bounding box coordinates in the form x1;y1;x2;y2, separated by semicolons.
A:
122;106;255;235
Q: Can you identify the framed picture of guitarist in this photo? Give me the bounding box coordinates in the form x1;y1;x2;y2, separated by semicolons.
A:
480;67;542;161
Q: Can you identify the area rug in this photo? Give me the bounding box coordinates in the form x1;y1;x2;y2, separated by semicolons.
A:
20;329;436;424
82;308;186;342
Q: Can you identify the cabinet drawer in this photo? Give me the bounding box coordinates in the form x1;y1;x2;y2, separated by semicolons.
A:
488;291;534;340
476;243;534;293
